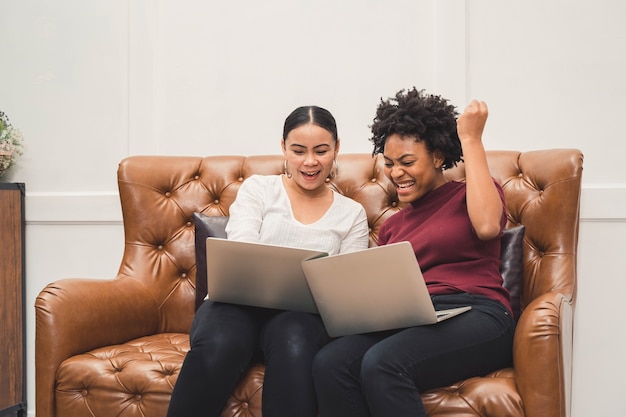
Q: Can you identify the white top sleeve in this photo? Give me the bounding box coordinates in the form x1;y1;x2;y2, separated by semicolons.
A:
226;175;369;255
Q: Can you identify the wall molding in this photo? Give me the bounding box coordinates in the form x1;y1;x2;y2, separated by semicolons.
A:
24;185;626;225
26;192;122;225
579;184;626;222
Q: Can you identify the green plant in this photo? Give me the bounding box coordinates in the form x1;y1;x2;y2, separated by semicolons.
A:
0;111;24;176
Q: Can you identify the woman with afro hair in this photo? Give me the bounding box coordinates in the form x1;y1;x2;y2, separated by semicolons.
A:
312;88;515;417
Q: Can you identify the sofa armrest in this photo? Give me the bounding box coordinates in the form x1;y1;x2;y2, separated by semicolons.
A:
35;276;160;417
513;290;574;417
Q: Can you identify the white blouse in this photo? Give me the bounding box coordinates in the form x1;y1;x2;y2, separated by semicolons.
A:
225;175;369;255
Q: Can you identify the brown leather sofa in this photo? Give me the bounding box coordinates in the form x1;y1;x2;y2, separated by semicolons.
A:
36;149;583;417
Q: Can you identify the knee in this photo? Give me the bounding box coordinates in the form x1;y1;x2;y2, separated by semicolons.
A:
185;328;258;380
312;344;342;384
264;312;326;358
188;303;256;360
267;312;321;338
360;344;395;387
360;347;382;380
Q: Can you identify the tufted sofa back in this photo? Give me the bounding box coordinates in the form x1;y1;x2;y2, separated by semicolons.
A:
117;150;583;335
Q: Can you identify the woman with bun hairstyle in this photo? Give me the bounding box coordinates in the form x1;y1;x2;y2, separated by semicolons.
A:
167;105;369;417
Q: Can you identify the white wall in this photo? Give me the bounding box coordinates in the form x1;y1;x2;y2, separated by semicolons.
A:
1;1;625;416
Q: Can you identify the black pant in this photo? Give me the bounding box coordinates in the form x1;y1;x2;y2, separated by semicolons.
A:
312;293;516;417
167;300;331;417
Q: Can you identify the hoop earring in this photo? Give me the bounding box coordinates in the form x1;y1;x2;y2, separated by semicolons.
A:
326;159;338;182
283;160;292;178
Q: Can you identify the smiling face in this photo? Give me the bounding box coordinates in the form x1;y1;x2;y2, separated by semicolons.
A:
383;134;447;203
282;123;339;195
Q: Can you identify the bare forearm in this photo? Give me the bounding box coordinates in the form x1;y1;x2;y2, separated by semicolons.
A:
463;140;502;239
457;100;502;239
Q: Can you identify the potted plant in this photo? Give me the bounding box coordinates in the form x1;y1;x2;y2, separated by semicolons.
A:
0;111;24;178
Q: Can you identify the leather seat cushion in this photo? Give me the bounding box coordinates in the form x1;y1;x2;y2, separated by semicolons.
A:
422;369;523;417
55;333;189;417
56;333;522;417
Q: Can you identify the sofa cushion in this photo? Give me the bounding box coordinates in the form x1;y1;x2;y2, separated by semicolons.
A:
56;333;267;417
193;213;229;311
500;225;525;320
55;333;189;417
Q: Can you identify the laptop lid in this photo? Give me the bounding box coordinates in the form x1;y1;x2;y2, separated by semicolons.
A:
301;241;470;336
205;237;326;313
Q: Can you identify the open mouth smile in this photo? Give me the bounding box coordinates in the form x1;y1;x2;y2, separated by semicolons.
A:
395;180;415;190
301;170;322;179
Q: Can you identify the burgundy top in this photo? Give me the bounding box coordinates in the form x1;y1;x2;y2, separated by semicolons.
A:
377;180;512;313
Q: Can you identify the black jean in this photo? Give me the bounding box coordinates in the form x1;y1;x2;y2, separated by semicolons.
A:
312;293;516;417
166;300;331;417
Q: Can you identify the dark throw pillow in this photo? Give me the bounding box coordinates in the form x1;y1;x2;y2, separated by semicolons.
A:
500;225;525;321
193;213;229;311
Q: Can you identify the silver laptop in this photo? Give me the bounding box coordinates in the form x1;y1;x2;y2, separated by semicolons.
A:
205;237;326;313
301;241;471;336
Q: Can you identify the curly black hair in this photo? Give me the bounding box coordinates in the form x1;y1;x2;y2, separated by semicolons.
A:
369;88;462;170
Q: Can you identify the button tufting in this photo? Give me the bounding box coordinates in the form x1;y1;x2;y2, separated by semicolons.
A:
194;175;199;180
181;273;187;279
81;390;88;396
392;201;398;207
371;178;376;182
157;245;164;251
238;177;243;181
165;192;171;197
214;199;219;204
135;394;142;401
241;402;249;408
186;221;192;227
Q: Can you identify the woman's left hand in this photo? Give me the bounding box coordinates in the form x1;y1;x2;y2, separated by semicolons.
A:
456;100;502;240
457;100;488;144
